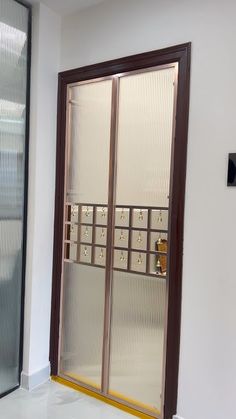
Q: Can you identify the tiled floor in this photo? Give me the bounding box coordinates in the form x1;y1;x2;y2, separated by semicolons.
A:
0;380;134;419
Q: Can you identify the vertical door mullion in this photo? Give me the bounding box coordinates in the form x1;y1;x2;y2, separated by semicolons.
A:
101;76;119;394
57;85;72;371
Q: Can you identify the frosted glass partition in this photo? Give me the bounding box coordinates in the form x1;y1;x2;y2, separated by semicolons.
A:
66;81;112;204
115;69;175;207
109;271;166;411
109;68;175;413
59;65;177;417
0;0;30;395
60;263;105;388
59;80;112;389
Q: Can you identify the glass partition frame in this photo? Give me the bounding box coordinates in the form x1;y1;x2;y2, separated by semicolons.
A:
57;63;178;418
0;0;31;398
51;43;191;419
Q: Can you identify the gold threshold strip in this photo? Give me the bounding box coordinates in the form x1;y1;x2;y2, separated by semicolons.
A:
63;371;159;415
51;375;159;419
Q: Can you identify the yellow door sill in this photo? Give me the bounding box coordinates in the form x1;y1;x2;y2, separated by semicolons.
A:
51;375;160;419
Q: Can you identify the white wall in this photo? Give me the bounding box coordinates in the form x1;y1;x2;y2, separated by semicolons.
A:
22;2;61;388
60;1;236;419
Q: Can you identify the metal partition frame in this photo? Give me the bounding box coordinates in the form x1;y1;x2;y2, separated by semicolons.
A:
50;43;191;419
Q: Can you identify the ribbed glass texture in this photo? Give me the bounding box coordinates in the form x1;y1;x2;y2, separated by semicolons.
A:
109;271;166;412
60;80;112;388
109;68;176;412
60;263;105;389
115;68;175;207
0;0;29;395
67;80;112;204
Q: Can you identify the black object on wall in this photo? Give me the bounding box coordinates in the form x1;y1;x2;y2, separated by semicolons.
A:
227;154;236;186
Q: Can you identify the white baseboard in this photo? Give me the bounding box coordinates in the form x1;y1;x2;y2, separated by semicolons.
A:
173;415;185;419
21;363;50;390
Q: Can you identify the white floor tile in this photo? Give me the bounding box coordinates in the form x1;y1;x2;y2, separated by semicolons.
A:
0;381;135;419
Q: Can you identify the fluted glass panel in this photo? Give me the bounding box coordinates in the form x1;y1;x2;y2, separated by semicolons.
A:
109;67;176;413
60;80;112;389
0;0;29;395
60;264;105;389
109;271;166;413
115;68;175;207
67;80;112;204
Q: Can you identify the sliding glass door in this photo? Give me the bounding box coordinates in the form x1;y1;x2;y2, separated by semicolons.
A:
108;68;175;415
0;0;30;396
60;79;112;389
58;64;177;417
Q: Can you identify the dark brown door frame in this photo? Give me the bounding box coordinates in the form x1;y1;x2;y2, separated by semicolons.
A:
50;43;191;419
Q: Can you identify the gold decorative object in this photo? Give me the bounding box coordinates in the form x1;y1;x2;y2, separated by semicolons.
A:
100;228;105;238
99;248;104;259
137;232;142;243
71;205;76;217
155;237;168;274
101;207;106;217
70;224;74;232
83;246;88;257
84;227;89;237
139;209;143;221
157;210;163;223
85;206;90;217
120;208;125;220
119;230;125;241
156;256;162;275
120;251;126;262
137;253;143;265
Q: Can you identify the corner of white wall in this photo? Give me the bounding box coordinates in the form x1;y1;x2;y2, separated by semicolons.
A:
21;1;61;390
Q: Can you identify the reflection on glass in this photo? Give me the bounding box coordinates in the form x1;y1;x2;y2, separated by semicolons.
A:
95;227;107;246
151;209;169;230
132;230;147;251
81;206;93;224
0;1;29;395
114;228;129;248
69;204;79;222
132;209;148;229
130;251;146;273
113;249;128;270
68;223;78;241
81;225;92;243
94;247;106;266
115;207;129;227
96;206;107;225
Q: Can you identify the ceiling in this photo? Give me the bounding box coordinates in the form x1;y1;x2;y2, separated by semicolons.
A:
29;0;106;16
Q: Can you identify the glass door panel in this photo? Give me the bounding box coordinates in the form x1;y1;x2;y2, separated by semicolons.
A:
0;0;30;395
59;80;112;389
58;64;178;418
109;68;176;414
